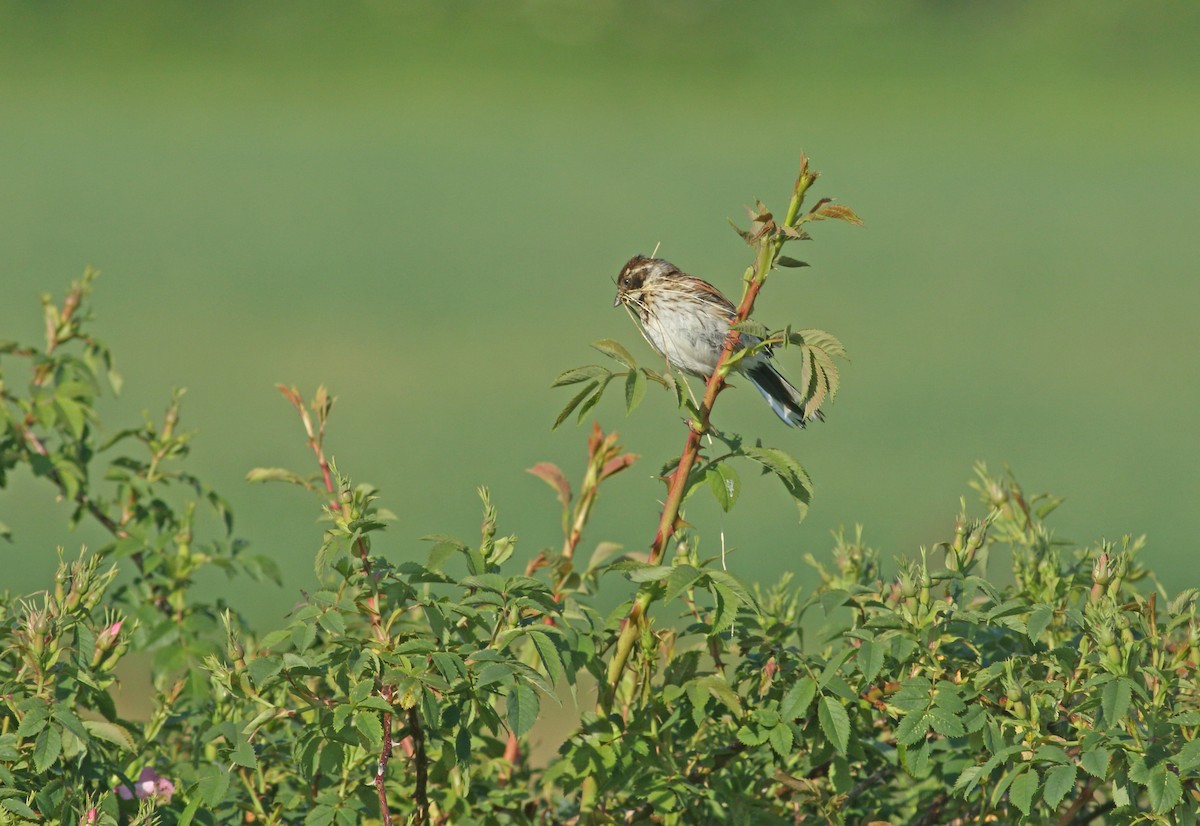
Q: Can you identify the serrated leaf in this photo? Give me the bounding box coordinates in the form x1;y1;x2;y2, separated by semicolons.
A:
1102;677;1132;725
662;564;705;605
705;462;740;513
1080;746;1112;778
1033;744;1070;765
1043;763;1077;811
231;737;257;769
529;631;566;686
623;564;675;583
928;705;966;738
1148;762;1183;814
857;638;885;684
710;583;740;636
624;369;646;414
736;725;766;746
894;711;929;746
507;683;539;737
731;319;770;339
954;765;985;795
575;379;609;423
742;445;812;520
780;677;817;721
696;674;742;716
812;202;864;225
1174;739;1200;772
16;704;49;738
769;722;794;756
1009;768;1039;816
355;711;383;748
1;800;37;818
552;365;610;387
553;380;599;429
592;339;637;369
33;726;61;773
1026;604;1053;643
82;719;135;752
818;696;850;754
198;762;232;806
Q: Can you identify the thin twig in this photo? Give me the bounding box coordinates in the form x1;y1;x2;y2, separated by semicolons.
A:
408;706;429;824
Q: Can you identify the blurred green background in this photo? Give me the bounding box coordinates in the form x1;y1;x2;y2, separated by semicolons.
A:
2;0;1198;630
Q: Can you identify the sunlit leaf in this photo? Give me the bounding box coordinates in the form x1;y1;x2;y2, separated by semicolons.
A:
818;695;850;754
592;339;637;369
1009;768;1039;816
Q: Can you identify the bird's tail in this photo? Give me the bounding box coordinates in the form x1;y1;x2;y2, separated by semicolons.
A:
745;361;823;428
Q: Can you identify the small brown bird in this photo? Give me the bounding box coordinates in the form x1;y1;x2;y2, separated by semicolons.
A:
613;255;820;427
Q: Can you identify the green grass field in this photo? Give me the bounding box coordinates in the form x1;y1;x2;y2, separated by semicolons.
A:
2;1;1198;629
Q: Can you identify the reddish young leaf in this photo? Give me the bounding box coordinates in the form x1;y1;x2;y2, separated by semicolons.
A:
814;203;864;225
527;463;571;509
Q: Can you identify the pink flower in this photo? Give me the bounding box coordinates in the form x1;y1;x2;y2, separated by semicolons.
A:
114;767;175;803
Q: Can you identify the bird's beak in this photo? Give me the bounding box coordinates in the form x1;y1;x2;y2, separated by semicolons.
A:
613;293;622;308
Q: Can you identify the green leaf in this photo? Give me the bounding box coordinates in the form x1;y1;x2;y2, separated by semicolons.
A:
736;725;767;747
33;726;61;773
507;683;539;737
592;339;637;369
927;705;966;738
1009;768;1039;816
1026;604;1053;642
776;255;810;268
245;467;311;486
575;378;609;423
1081;746;1112;778
1102;677;1133;725
1;799;38;818
703;462;740;513
953;765;985;795
1148;763;1183;814
894;712;929;746
16;704;49;738
1043;763;1077;811
731;319;770;339
231;736;257;769
710;583;741;636
857;638;885;684
780;677;817;721
1174;739;1200;772
82;720;136;752
818;695;850;754
769;722;794;756
624;369;646;414
56;396;87;438
695;674;742;716
553;380;599;429
178;797;202;826
624;564;675;583
662;565;705;605
197;762;232;806
552;365;609;386
355;711;383;748
528;631;566;686
742;445;812;520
